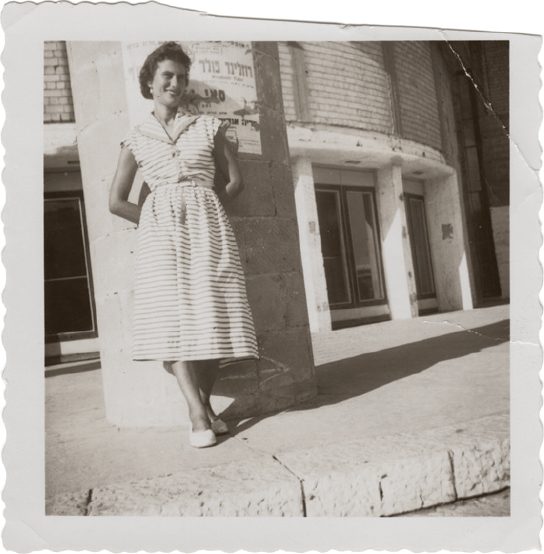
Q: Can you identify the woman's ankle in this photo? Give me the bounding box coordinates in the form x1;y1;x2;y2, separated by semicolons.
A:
189;412;211;432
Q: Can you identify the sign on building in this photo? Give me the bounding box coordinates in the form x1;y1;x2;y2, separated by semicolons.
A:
122;41;262;154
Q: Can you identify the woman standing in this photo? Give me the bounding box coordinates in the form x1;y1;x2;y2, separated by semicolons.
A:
109;42;258;448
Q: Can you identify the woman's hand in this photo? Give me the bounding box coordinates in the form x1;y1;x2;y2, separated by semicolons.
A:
213;130;244;204
109;146;141;224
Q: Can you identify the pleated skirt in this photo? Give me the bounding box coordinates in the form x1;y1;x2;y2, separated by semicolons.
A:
132;181;259;362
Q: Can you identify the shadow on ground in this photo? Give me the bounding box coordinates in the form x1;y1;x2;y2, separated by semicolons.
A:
231;319;509;434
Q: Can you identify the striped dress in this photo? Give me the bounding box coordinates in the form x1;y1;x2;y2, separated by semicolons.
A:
121;111;259;362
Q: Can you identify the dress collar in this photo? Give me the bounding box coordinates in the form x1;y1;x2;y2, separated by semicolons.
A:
136;110;199;143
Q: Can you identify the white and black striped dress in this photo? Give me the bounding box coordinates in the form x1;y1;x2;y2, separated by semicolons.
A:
121;111;258;362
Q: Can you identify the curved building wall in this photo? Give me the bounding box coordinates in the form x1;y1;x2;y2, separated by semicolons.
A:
393;41;441;150
279;40;475;332
279;41;393;134
279;41;442;152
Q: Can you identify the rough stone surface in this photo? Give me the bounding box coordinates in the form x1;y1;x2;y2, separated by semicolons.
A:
46;490;91;516
413;414;510;498
277;433;456;516
48;458;303;517
276;415;509;517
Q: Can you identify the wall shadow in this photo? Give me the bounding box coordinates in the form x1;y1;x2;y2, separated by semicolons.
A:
231;319;509;434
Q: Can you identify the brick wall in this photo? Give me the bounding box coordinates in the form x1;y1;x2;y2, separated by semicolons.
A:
279;41;393;133
44;41;75;123
393;42;441;150
430;44;461;169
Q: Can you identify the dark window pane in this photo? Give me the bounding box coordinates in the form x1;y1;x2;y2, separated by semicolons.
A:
346;191;384;301
407;197;435;296
315;190;351;305
45;278;94;335
44;198;88;280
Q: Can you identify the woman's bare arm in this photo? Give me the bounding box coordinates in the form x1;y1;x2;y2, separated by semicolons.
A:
213;131;244;204
109;146;141;225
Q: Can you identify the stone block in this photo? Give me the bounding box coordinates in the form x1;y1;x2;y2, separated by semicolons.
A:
217;393;259;421
245;273;286;333
414;414;511;499
271;162;297;218
258;105;290;166
229;217;245;249
77;116;131;214
90;230;136;297
257;328;314;392
378;450;456;515
81;457;303;516
46;490;90;516
283;272;310;328
253;43;284;111
450;439;510;498
227;160;276;218
214;359;259;397
255;379;317;416
277;433;457;517
243;218;301;275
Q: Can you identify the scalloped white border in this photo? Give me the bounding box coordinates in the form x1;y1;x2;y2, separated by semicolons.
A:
1;2;542;552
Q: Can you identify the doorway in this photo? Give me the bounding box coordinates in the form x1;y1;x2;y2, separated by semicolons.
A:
403;188;438;315
314;167;389;329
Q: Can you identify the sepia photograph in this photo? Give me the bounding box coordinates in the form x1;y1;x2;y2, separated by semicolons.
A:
44;37;511;517
2;2;542;552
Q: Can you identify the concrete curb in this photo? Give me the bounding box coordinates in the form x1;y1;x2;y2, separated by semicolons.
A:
46;414;509;517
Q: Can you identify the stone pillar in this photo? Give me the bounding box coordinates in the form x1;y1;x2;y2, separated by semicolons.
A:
291;157;332;333
376;162;418;319
67;41;317;427
425;174;474;311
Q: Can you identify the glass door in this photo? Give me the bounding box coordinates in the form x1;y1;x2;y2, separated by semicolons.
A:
404;193;438;315
315;181;389;328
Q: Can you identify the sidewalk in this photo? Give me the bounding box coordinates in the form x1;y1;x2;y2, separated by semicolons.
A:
46;305;510;516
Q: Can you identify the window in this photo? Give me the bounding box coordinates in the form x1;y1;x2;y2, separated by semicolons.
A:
44;192;97;340
315;184;386;310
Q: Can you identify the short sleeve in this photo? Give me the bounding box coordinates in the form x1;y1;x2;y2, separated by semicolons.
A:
120;130;139;162
207;116;230;144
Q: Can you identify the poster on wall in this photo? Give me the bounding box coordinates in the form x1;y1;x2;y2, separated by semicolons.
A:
122;41;262;155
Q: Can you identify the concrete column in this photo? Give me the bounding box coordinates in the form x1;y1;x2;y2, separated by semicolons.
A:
67;41;316;427
376;163;418;319
291;157;332;332
425;174;474;311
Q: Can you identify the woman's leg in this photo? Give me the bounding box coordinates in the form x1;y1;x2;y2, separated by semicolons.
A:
171;360;210;432
198;359;220;420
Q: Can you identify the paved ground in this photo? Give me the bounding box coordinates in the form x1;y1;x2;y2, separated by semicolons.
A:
46;305;509;516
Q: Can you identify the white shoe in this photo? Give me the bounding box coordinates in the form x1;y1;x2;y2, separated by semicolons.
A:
189;425;217;448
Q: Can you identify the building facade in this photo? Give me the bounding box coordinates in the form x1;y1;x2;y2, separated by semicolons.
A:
44;40;509;360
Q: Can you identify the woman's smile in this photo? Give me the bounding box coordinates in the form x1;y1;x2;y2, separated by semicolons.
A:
150;59;187;109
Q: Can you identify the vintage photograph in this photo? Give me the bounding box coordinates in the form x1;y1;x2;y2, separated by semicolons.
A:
44;38;511;517
3;2;542;550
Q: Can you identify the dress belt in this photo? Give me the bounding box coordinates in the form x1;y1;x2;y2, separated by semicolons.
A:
152;179;215;225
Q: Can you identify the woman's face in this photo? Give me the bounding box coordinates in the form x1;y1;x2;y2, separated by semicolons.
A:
149;59;187;110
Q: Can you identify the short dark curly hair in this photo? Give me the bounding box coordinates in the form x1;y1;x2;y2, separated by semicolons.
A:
139;42;192;100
